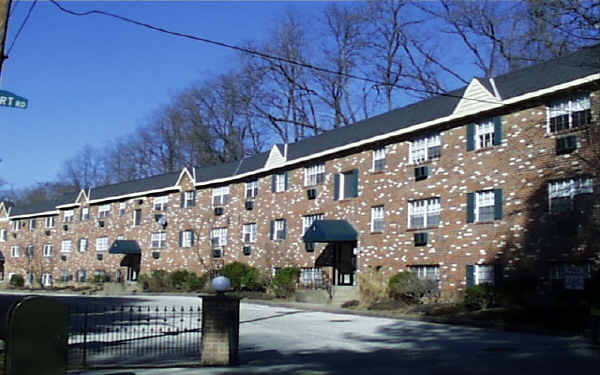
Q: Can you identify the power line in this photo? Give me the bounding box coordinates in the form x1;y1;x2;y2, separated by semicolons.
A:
6;0;37;55
48;0;507;106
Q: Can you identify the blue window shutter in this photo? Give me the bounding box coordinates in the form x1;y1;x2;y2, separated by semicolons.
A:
494;189;503;220
493;116;502;145
269;220;274;240
334;174;340;201
282;219;287;239
178;231;183;247
284;171;289;191
467;192;475;223
467;124;475;151
180;193;185;208
271;175;276;192
466;265;475;287
190;230;195;246
191;191;196;207
351;169;359;198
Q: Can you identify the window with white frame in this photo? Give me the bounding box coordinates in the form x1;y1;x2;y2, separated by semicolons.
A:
61;240;72;253
41;273;53;287
548;177;594;213
43;244;54;257
409;133;441;164
96;237;108;252
77;270;87;283
408;265;440;281
271;219;286;240
408;198;440;229
475;264;494;285
273;172;287;193
300;268;323;288
117;235;124;240
11;220;19;231
133;209;142;226
305;163;325;186
26;245;34;258
373;147;386;172
45;216;55;228
242;223;257;243
334;170;359;200
153;196;168;211
98;204;111;218
151;232;167;249
118;202;126;216
79;238;88;251
548;94;591;133
80;207;89;221
475;190;496;222
212;186;230;206
182;191;196;208
211;228;228;248
244;180;258;200
29;219;37;230
302;214;324;234
475;120;494;149
180;230;194;248
64;210;74;223
371;206;385;232
11;245;19;258
60;269;71;282
0;228;6;242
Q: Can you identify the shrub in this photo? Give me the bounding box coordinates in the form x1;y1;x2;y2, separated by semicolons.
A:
9;274;24;288
220;262;264;291
139;270;169;291
388;272;439;304
139;270;207;292
92;274;110;284
464;284;497;310
358;268;388;307
168;270;193;290
270;267;300;298
183;272;208;292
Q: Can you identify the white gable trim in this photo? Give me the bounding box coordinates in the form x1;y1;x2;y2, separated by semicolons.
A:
75;189;88;205
265;145;286;169
175;167;194;187
452;78;502;117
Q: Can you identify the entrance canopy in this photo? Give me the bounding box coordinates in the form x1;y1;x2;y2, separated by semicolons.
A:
109;240;141;255
303;220;357;243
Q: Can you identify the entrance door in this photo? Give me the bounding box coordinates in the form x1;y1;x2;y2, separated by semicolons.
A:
334;242;356;286
120;254;140;281
0;260;4;281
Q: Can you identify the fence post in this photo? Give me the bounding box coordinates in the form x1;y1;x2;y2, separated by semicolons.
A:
82;309;88;368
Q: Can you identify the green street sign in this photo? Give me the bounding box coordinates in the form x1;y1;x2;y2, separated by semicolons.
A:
0;90;27;109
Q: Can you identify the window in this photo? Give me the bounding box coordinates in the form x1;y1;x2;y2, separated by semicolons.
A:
210;228;228;248
270;219;286;240
302;214;323;234
305;163;325;186
41;273;53;287
476;190;495;222
272;172;288;193
117;235;124;240
548;94;591;133
245;180;258;199
96;237;108;252
61;240;72;253
60;270;71;282
98;204;111;218
119;202;126;216
77;270;87;283
408;265;440;281
409;133;441;164
551;262;592;290
548;177;594;213
408;198;440;229
0;229;6;242
467;264;495;287
179;230;194;248
29;219;37;230
300;268;323;288
11;220;19;231
151;232;166;249
45;216;55;228
80;207;89;221
43;244;54;257
373;147;386;172
94;270;106;282
334;169;359;200
63;210;74;223
26;245;34;258
181;191;196;208
371;206;385;232
212;186;230;206
133;209;142;226
11;245;19;258
79;238;88;252
242;223;257;243
476;121;494;149
153;196;169;211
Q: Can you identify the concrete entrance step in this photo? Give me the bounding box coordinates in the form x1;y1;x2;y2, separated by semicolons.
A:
331;286;359;306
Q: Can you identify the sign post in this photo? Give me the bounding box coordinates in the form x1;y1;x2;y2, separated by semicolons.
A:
0;89;27;109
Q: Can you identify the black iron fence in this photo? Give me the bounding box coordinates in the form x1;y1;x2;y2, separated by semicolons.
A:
67;304;202;369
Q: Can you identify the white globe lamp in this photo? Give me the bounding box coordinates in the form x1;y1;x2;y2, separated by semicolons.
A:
211;276;231;295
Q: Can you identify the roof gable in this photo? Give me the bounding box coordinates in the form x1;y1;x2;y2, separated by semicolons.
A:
452;78;502;117
265;144;286;169
75;189;88;205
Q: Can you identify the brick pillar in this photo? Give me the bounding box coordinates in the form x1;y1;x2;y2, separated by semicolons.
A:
200;294;240;366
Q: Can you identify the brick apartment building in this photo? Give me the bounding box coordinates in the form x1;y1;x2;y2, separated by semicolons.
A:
1;45;599;297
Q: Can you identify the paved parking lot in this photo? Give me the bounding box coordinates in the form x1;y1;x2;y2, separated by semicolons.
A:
2;292;599;374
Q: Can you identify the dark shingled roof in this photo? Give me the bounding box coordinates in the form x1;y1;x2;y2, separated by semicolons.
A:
54;191;80;206
10;201;59;216
89;172;180;200
237;152;270;175
194;160;242;183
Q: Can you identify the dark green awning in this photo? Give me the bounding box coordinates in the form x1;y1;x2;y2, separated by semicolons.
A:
109;240;141;255
303;220;357;243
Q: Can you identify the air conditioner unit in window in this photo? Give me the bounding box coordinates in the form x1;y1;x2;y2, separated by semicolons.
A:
152;251;160;259
137;199;144;205
242;246;252;256
415;166;429;181
305;242;315;252
212;248;222;258
45;230;51;236
414;232;428;246
307;188;317;200
214;207;224;216
61;255;67;261
97;253;103;261
556;136;577;155
63;224;69;232
245;200;254;210
98;220;105;228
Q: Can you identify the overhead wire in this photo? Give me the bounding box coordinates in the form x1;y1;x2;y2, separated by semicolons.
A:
6;0;38;56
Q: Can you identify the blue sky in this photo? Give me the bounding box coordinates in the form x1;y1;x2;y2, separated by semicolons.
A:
1;1;329;190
